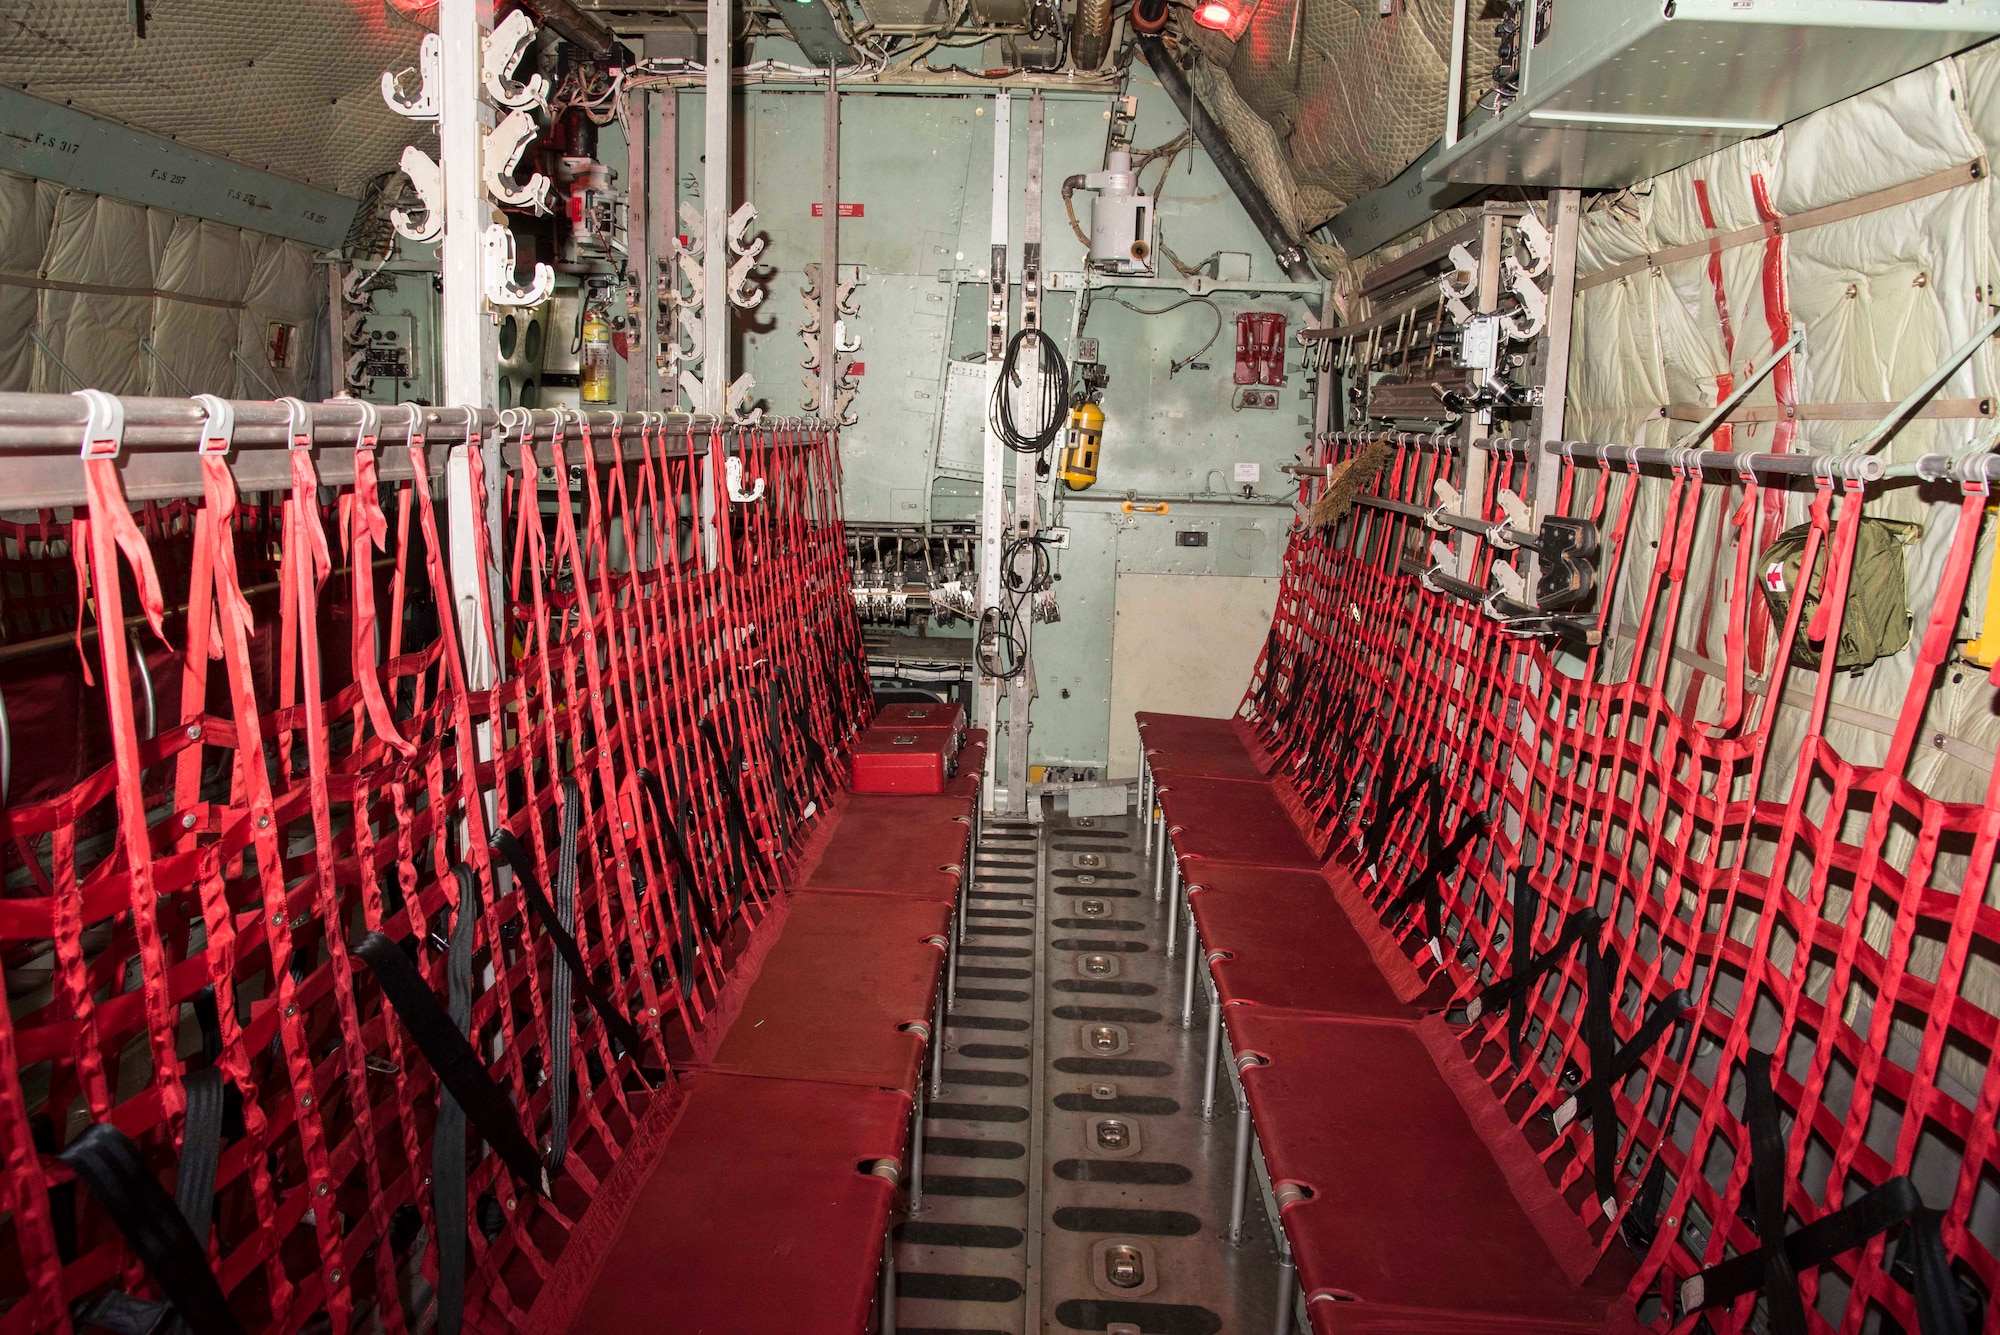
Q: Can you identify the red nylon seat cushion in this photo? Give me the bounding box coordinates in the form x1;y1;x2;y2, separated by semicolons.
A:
563;1072;907;1335
945;735;986;799
804;794;970;901
1155;774;1321;869
700;890;950;1091
1227;1009;1631;1333
1184;866;1414;1019
1136;711;1268;781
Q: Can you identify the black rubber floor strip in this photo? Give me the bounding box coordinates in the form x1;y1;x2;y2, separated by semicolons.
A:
1052;1093;1179;1115
924;1136;1026;1160
926;1103;1030;1123
958;1044;1030;1060
1050;1207;1202;1236
1053;1057;1175;1078
945;1068;1029;1087
1050;939;1148;953
1053;1159;1193;1185
1051;980;1157;996
1051;1005;1163;1024
893;1221;1025;1249
1054;1300;1221;1334
947;1015;1030;1032
926;1176;1027;1198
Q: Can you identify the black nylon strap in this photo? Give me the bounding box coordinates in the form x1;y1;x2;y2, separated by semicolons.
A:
548;781;579;1168
1684;1171;1967;1335
1354;761;1441;867
1550;943;1689;1215
352;898;545;1198
1465;868;1603;1067
1746;1048;1810;1335
635;765;721;964
1386;809;1489;949
488;828;658;1074
698;716;765;895
434;871;476;1335
56;1122;244;1335
764;685;791;853
174;1066;225;1250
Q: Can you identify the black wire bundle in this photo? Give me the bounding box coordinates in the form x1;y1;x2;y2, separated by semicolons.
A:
989;328;1071;460
985;531;1056;681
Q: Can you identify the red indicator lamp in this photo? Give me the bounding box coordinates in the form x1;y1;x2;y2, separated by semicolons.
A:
1194;0;1236;29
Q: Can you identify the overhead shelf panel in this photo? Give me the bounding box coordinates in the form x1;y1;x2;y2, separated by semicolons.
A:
1426;0;2000;188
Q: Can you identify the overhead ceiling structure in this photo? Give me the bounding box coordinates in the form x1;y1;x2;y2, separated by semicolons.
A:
0;2;430;199
1179;0;1499;261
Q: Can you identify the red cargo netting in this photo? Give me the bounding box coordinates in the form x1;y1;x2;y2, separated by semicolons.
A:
0;405;869;1334
1239;430;1999;1333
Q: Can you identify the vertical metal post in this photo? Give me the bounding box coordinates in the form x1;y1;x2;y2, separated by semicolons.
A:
930;987;945;1098
1202;977;1221;1120
1453;209;1507;580
437;0;493;409
702;0;731;415
908;1088;926;1213
880;1240;897;1334
1141;763;1153;856
653;92;676;409
820;64;841;421
1228;1085;1253;1244
438;0;501;758
1443;0;1470;149
1001;92;1044;817
1180;909;1199;1027
1274;1233;1298;1335
1165;857;1181;958
1525;189;1581;602
974;93;1012;811
628;90;655;410
1155;831;1167;902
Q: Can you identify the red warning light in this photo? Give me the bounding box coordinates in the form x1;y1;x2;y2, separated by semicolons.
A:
1194;1;1235;29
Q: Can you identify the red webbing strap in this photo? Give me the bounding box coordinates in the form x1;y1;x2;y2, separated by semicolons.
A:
76;401;182;1132
343;412;416;759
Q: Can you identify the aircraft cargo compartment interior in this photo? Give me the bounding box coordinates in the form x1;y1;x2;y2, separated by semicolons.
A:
8;0;2000;1332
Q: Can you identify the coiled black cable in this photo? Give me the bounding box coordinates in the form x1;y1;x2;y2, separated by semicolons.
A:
989;327;1071;459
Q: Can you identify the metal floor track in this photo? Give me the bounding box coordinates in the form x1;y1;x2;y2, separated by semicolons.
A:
892;801;1282;1334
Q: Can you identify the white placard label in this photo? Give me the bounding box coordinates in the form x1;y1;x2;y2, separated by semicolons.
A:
1234;461;1261;484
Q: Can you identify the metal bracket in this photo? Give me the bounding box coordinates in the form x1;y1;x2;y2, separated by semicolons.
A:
192;393;234;455
482;10;549;112
484;109;552;213
1514;206;1552;280
724;454;766;502
1495;488;1531;531
725;372;761;424
728;249;766;310
678;201;706;256
391;145;443;244
75;388;124;460
481;223;556;307
1500;262;1548;342
381;33;442;121
727;202;763;258
1439;243;1479;325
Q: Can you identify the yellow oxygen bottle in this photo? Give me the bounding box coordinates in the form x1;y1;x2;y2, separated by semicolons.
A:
580;309;614;404
1061;400;1103;491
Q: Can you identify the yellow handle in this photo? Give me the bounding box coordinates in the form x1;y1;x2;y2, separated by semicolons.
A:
1120;500;1171;515
1965;503;2000;668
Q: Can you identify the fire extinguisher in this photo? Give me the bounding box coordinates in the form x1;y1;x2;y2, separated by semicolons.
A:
1061;360;1111;491
580;307;613;404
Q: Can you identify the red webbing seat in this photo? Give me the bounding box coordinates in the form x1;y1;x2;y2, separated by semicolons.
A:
558;1071;907;1335
804;793;970;901
698;890;949;1090
1155;774;1322;869
944;730;987;799
1227;1008;1634;1334
1135;710;1267;781
1184;865;1419;1018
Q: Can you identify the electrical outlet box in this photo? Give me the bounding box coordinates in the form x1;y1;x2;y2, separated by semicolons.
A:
1457;316;1500;371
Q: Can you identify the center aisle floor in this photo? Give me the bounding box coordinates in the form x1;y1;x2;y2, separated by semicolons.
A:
891;799;1283;1334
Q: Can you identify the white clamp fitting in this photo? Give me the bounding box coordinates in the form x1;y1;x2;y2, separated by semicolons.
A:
484;110;551;214
1500;264;1548;342
75;388;125;460
1429;539;1455;569
678;202;706;257
278;397;314;450
1491;562;1528;603
381;33;442;120
1439;243;1479;325
1495;488;1531;531
725;455;766;503
726;373;762;425
677;306;705;356
727;250;766;311
833;319;861;354
676;251;706;303
482;11;550;112
192;393;234;456
481;223;556;307
343;349;371;390
727;202;762;258
1514;206;1552;280
1432;478;1462;512
391;146;444;244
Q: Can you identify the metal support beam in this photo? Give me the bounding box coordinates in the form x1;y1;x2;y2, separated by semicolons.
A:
0;88;359;249
703;0;732;416
820;65;842;421
1525;188;1580;603
629;90;657;410
976;92;1012;811
1444;0;1470;149
1002;92;1044;818
1453;210;1506;581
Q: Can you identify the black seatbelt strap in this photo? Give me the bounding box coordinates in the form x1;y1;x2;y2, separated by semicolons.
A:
1254;628;1286;722
1462;867;1603;1066
764;684;791;853
698;716;765;895
433;867;476;1335
488;828;661;1077
56;1121;244;1335
1384;808;1489;962
1678;1052;1969;1335
635;765;722;953
352;879;546;1199
1352;760;1441;873
1548;939;1689;1217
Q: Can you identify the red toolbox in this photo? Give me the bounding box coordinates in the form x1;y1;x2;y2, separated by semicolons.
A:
874;700;966;738
851;728;959;794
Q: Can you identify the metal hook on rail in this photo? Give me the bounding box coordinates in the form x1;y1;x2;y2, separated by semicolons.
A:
131;640;156;741
724;454;766;504
192;393;234;456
